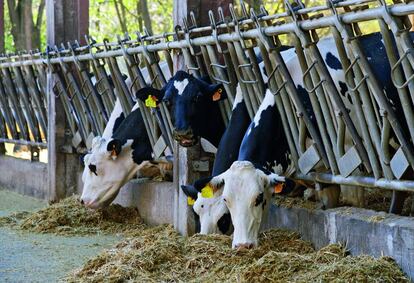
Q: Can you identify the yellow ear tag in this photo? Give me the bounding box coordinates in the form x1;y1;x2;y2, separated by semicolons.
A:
201;185;214;198
274;183;285;194
212;88;222;101
145;95;158;108
187;196;195;206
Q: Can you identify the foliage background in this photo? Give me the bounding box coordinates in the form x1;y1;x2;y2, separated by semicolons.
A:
2;0;379;53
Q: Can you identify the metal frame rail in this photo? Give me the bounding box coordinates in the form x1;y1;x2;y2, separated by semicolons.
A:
0;0;414;195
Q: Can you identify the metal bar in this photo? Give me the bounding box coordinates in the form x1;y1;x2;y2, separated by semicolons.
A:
0;78;17;138
21;64;48;138
4;3;414;69
12;64;41;141
295;172;414;192
1;67;29;140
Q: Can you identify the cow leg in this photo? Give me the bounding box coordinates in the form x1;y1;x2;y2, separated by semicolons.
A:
389;191;408;214
341;185;365;208
316;185;340;209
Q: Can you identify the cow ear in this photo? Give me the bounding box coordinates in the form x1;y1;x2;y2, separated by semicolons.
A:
106;139;123;160
135;87;164;107
181;185;199;206
267;173;296;195
91;136;102;150
82;153;91;165
195;175;225;199
193;176;213;192
206;84;227;102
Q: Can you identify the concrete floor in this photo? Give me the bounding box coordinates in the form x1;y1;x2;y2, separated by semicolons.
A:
0;189;121;282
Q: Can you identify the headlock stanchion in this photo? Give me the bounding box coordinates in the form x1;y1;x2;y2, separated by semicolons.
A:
3;0;414;211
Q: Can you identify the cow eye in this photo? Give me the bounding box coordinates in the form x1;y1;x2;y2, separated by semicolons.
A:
255;193;264;206
88;164;98;176
201;205;204;208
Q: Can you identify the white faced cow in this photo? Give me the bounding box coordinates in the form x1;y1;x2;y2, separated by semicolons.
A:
181;85;250;234
81;102;155;208
196;32;409;247
81;63;172;208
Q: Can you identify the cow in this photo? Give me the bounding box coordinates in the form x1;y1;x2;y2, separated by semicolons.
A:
197;32;411;248
181;85;250;234
81;63;173;208
81;102;152;208
135;71;227;147
206;89;296;248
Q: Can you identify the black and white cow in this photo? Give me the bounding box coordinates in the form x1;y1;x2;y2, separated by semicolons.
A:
181;85;251;234
199;32;411;248
207;89;296;248
81;102;153;208
81;63;173;208
135;71;227;147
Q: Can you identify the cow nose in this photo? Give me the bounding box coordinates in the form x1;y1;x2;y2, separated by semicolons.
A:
80;198;98;209
235;243;254;250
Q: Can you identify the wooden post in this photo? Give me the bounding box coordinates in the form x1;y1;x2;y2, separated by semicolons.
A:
172;0;231;235
46;0;89;202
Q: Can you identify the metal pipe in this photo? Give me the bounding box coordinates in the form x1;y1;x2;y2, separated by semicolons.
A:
3;3;414;69
294;172;414;192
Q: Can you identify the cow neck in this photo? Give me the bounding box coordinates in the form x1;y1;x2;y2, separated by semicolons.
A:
238;91;289;173
111;107;152;164
101;100;125;140
212;98;250;176
191;96;226;148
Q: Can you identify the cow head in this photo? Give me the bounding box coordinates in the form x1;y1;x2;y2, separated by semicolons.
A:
181;179;232;235
209;161;293;249
135;70;226;147
81;136;142;209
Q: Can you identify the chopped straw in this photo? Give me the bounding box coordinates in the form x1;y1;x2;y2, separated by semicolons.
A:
0;195;409;282
66;225;409;282
15;195;145;235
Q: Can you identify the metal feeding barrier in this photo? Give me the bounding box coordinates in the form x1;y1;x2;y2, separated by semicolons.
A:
1;0;414;200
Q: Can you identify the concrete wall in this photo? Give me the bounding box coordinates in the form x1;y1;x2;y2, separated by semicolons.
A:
113;181;175;226
262;205;414;280
0;155;48;199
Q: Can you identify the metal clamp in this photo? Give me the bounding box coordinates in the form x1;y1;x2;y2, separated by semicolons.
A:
238;63;258;84
302;61;325;93
182;17;196;56
391;48;414;89
271;81;287;96
209;10;226;54
250;9;276;51
229;4;249;49
210;63;231;84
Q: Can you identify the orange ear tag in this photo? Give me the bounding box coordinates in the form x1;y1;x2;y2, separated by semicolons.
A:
201;185;214;198
212;88;222;101
187;197;195;206
274;183;285;194
145;95;158;108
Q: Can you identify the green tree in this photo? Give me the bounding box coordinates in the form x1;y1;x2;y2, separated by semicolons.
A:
6;0;45;51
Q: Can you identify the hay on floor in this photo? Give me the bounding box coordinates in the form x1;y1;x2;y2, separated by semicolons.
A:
67;225;409;283
18;195;144;235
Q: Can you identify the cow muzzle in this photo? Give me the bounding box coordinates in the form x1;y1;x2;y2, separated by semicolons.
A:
235;243;255;250
81;198;101;209
173;128;197;147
